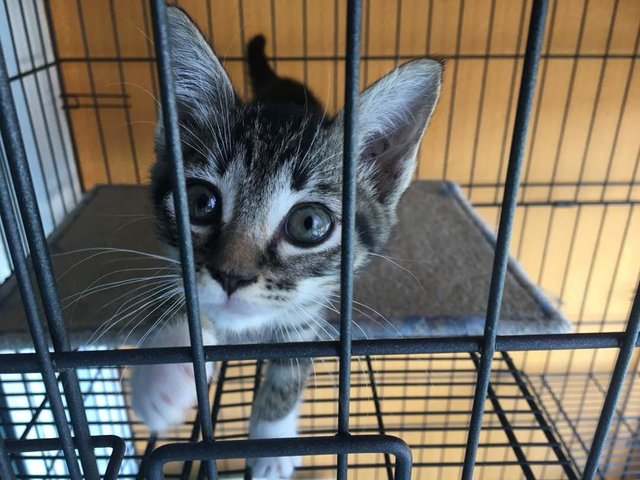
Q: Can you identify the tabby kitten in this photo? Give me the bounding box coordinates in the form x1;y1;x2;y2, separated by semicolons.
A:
130;6;441;479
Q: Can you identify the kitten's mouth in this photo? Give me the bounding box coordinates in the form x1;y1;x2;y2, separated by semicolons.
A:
206;296;268;317
200;295;279;334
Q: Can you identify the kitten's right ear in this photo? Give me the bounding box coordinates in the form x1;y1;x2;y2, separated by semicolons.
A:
165;7;235;122
332;59;442;210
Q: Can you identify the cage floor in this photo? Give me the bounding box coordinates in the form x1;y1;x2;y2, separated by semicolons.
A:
530;370;640;480
8;352;637;479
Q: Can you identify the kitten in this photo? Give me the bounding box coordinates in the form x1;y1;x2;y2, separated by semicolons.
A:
130;6;441;479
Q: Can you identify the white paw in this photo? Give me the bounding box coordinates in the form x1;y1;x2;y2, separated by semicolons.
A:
130;361;208;433
248;408;301;478
129;319;216;433
248;455;301;479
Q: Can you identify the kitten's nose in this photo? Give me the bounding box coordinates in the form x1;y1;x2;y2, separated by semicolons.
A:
207;267;258;296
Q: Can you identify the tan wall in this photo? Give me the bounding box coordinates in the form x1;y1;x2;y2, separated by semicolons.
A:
49;1;639;199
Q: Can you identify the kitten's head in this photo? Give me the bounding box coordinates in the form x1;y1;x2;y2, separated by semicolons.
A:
151;7;442;335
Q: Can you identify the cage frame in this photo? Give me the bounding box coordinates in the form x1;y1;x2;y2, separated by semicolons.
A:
0;0;639;479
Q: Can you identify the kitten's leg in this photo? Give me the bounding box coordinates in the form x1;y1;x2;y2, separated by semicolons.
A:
248;330;314;479
130;315;217;433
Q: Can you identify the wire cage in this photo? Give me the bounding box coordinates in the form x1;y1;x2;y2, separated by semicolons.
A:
0;1;639;479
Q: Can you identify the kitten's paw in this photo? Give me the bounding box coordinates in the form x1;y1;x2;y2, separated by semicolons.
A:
130;361;205;433
248;410;301;478
248;455;301;479
129;321;216;432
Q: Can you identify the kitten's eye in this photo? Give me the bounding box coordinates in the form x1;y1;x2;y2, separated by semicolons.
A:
285;203;333;247
186;182;221;225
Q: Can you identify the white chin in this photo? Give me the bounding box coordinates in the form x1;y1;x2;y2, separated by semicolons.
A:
202;300;278;333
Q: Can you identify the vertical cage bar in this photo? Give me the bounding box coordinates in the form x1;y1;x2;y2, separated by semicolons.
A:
148;2;217;479
0;437;15;480
0;34;99;480
365;357;393;480
441;0;465;180
493;0;528;205
460;1;548;479
337;0;362;479
42;0;85;193
501;353;578;479
582;283;640;480
30;0;80;206
0;164;82;478
469;353;535;480
74;0;112;183
108;0;141;183
603;324;640;469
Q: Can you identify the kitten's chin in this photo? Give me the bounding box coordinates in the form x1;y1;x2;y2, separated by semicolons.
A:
201;298;279;334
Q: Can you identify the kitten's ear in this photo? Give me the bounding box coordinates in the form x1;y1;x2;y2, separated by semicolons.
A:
333;59;442;208
165;7;235;122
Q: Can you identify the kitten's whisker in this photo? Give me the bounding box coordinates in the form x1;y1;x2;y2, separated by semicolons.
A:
365;252;426;293
322;292;403;338
136;296;184;348
301;307;340;338
292;315;324;392
351;320;369;341
146;300;186;346
305;297;340;316
92;285;176;341
101;282;180;332
98;272;179;311
298;307;369;393
86;284;181;347
288;321;313;392
103;280;180;317
294;305;336;340
106;216;155;244
275;324;301;393
63;265;174;300
366;253;425;263
297;288;388;341
306;297;370;340
107;81;160;107
121;289;184;346
125;17;155;49
52;246;179;262
62;274;179;307
351;305;396;337
280;326;302;391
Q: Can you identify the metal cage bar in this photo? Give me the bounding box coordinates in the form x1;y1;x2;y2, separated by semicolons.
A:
336;0;362;478
147;435;412;480
148;1;217;479
1;332;640;375
0;37;98;480
582;283;640;479
461;0;549;478
4;436;125;480
0;1;638;479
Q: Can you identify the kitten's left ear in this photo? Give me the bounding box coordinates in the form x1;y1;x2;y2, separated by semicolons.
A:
333;59;442;208
165;6;235;123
